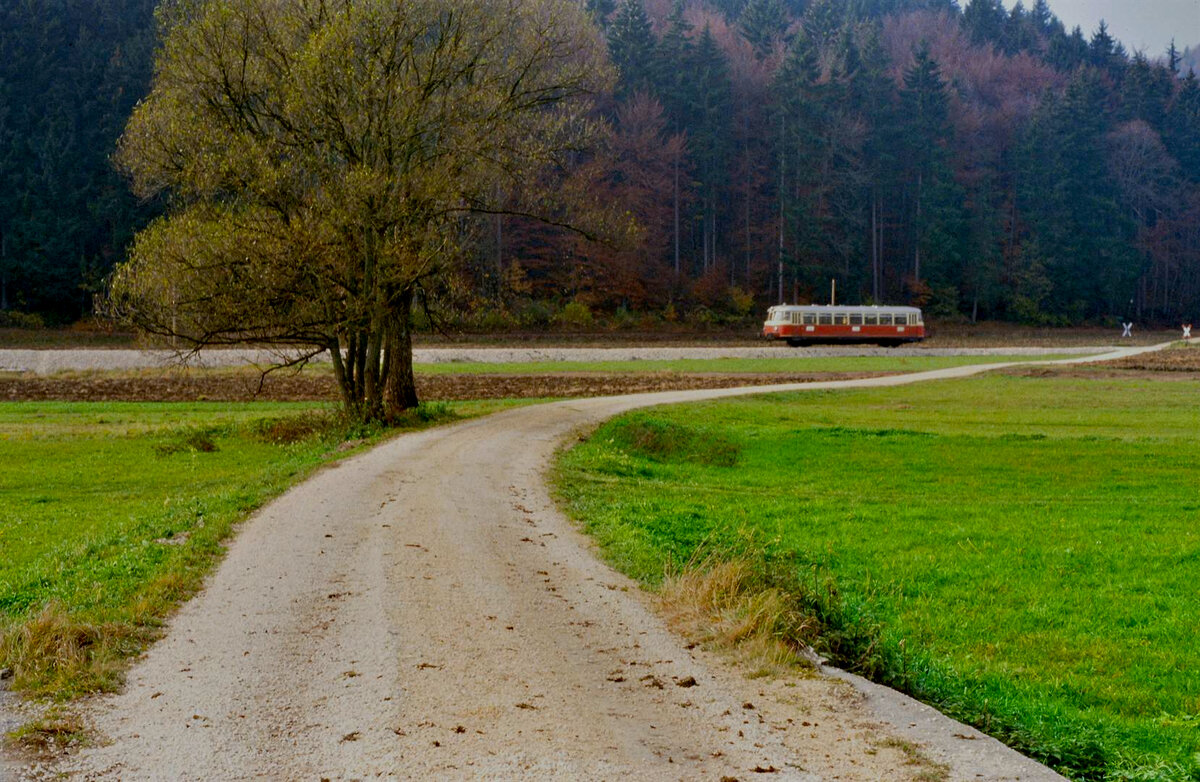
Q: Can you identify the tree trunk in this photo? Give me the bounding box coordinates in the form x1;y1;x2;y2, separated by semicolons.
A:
383;288;419;418
871;194;879;303
673;151;680;279
778;113;785;304
1;230;8;311
914;170;922;285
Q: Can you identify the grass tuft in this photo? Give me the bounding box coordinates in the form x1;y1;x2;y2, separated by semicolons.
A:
658;552;816;676
5;705;89;754
0;603;139;697
154;428;220;455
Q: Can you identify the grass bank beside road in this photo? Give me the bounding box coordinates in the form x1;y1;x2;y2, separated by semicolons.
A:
556;367;1200;780
0;399;514;701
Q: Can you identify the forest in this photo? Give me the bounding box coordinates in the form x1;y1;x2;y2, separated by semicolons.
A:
3;0;1199;327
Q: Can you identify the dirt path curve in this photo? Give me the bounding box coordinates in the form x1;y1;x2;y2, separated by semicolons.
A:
14;343;1173;781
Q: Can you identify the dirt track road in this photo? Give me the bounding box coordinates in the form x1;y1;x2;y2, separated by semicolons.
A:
14;347;1172;781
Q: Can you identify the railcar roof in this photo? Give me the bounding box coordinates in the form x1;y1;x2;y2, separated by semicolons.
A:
767;304;922;313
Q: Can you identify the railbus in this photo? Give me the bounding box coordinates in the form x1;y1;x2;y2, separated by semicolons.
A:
762;304;925;347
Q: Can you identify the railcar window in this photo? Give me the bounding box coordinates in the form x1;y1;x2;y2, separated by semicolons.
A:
894;314;907;325
879;313;892;325
865;314;877;325
834;314;848;325
849;313;863;325
803;313;816;325
792;312;802;324
819;313;833;325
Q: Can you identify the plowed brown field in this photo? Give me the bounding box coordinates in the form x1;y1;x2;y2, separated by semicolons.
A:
0;370;886;403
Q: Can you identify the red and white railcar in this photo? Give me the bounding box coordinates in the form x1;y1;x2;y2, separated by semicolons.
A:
762;304;925;347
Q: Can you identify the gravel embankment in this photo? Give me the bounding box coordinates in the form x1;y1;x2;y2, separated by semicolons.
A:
0;345;1117;375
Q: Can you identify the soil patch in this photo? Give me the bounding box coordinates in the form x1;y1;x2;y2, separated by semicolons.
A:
1005;346;1200;381
0;371;887;403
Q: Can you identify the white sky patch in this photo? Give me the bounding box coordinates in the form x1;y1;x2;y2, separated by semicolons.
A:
1004;0;1200;54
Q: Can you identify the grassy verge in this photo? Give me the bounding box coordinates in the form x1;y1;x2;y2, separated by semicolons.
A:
555;372;1200;781
0;398;521;700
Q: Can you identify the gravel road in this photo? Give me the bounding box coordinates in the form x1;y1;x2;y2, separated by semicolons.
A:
0;345;1116;374
10;345;1170;781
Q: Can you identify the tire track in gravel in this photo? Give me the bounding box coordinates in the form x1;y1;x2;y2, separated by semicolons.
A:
12;344;1173;781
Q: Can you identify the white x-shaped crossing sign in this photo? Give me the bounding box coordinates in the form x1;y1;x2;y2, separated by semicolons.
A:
1184;324;1193;339
1122;322;1133;337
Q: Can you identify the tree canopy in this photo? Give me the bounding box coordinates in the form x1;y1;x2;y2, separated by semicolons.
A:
108;0;613;420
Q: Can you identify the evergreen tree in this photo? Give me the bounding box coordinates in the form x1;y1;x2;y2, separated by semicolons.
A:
803;0;844;50
1047;25;1089;71
1017;70;1138;319
962;0;1008;52
688;24;733;274
1167;40;1182;75
656;0;694;123
1089;21;1127;76
900;43;951;286
1120;52;1173;128
654;0;694;277
739;0;788;61
774;31;830;298
585;0;617;29
848;23;901;302
607;0;658;98
1029;0;1055;35
0;0;158;320
1164;71;1200;182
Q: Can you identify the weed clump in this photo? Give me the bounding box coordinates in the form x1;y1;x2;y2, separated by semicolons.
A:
154;428;220;455
0;603;139;697
251;411;335;444
611;416;740;467
658;554;817;676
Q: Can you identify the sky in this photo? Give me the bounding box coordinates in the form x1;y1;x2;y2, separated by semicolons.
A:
1004;0;1200;54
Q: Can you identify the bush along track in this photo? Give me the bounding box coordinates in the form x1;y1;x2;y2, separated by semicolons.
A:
555;371;1200;781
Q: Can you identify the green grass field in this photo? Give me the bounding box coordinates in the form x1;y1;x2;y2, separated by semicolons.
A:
0;399;516;698
555;372;1200;781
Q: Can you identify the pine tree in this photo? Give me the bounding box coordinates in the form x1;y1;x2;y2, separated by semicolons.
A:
688;24;733;275
607;0;658;99
1167;40;1181;75
773;31;828;299
900;42;950;285
803;0;843;50
1029;0;1054;35
1047;25;1089;71
1017;70;1138;320
1164;71;1200;182
849;23;901;303
961;0;1007;52
654;0;694;278
1089;21;1126;76
739;0;788;61
585;0;617;29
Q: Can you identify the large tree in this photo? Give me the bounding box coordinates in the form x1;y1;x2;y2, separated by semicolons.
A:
109;0;613;421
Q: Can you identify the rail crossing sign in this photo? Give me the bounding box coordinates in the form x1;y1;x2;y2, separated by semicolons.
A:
1185;324;1193;339
1122;322;1133;337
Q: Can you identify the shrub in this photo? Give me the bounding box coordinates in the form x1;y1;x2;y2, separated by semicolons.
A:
554;300;594;329
0;309;46;329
